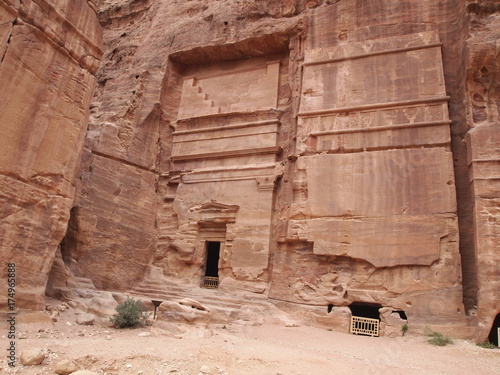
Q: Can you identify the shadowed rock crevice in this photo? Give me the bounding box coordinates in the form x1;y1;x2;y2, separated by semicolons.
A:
0;19;14;64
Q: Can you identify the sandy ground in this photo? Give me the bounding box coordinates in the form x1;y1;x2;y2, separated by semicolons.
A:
1;305;499;375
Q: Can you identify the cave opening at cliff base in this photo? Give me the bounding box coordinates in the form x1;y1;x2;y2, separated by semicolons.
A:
348;302;383;320
487;313;500;346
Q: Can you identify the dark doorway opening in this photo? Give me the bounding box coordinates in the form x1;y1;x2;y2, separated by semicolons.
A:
348;302;382;320
487;313;500;346
204;241;220;278
394;310;408;320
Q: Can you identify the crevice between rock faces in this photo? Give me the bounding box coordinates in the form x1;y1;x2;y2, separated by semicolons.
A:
0;18;14;65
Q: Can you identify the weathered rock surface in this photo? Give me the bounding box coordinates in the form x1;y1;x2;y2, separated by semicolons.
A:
156;299;211;324
17;311;53;332
464;0;500;342
77;313;96;326
20;347;45;366
86;293;118;317
56;0;498;341
0;0;102;310
379;308;408;338
55;359;79;375
1;0;498;344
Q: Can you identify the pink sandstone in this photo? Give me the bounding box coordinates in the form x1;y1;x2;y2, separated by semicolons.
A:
0;0;498;343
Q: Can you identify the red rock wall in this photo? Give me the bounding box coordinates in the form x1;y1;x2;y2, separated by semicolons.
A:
7;0;496;341
464;0;500;341
70;0;301;292
0;0;102;310
70;0;472;334
270;1;473;337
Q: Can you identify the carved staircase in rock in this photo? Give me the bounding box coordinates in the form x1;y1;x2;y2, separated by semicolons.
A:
177;77;221;119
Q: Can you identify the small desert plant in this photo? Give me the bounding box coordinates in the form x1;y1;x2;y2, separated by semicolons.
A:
427;331;454;346
111;298;148;328
477;341;497;349
401;324;408;336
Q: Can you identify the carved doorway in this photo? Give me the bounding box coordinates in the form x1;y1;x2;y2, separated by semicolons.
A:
203;241;220;288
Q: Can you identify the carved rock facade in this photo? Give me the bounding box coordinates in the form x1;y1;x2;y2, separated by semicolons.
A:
2;0;499;342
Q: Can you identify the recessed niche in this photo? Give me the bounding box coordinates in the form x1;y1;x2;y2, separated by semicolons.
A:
177;58;280;120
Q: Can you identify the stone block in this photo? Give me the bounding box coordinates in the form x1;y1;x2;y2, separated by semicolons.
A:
307;216;445;267
302;149;456;217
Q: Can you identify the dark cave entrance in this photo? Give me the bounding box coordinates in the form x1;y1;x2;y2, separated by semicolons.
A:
348;302;382;320
348;302;382;337
46;206;80;298
487;313;500;346
59;206;79;271
204;241;220;278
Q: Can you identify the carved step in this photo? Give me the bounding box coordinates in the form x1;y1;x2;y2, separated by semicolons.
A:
178;78;222;119
129;284;269;312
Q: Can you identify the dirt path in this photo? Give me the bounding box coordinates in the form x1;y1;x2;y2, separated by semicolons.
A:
2;308;499;375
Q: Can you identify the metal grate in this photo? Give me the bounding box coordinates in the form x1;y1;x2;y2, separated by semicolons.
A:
350;316;379;337
203;276;219;289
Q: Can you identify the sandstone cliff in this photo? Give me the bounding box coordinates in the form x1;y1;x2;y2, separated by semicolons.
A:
71;0;472;336
0;0;102;309
2;0;498;343
464;0;500;342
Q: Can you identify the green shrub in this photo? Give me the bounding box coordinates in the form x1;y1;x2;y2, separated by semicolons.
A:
427;331;454;346
477;341;497;349
401;324;408;336
111;298;148;328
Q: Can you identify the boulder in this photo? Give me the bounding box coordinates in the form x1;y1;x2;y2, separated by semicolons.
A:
156;299;210;323
55;359;79;374
77;313;96;326
86;293;118;317
20;348;45;366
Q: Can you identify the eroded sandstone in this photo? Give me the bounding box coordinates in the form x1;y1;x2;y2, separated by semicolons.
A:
2;0;499;344
0;0;102;310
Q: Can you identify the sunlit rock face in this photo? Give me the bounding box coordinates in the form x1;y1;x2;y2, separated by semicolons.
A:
0;0;102;310
4;0;498;342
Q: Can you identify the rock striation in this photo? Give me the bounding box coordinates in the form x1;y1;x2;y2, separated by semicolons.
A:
70;0;471;337
464;0;500;342
0;0;102;310
2;0;499;343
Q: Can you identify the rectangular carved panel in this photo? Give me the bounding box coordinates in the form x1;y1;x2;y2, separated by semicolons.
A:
297;31;451;153
178;60;279;120
302;149;457;217
171;120;280;161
